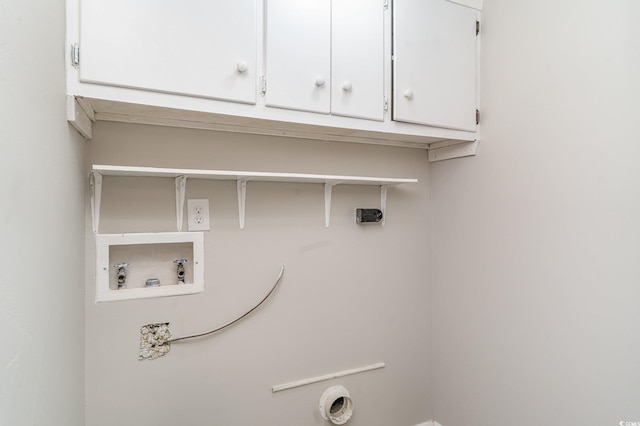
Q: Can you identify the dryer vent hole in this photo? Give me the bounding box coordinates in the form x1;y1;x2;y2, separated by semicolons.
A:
330;397;346;416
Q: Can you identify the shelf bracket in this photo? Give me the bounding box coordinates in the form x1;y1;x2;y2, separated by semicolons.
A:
175;175;187;231
324;183;340;227
67;95;93;139
237;179;249;229
428;140;479;162
380;185;388;226
89;171;103;234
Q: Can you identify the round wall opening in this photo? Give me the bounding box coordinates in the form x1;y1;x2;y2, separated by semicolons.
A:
319;386;354;425
330;397;345;415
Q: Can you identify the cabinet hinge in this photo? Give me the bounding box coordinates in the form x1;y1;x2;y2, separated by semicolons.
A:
71;43;80;68
383;0;389;10
260;75;267;95
383;97;389;113
476;109;480;125
476;20;480;36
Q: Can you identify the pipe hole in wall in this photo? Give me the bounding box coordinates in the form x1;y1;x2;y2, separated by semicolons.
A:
330;397;345;415
319;385;354;425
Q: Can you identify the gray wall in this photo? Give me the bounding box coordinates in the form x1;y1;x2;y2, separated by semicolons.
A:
85;123;432;426
431;1;640;425
0;0;86;425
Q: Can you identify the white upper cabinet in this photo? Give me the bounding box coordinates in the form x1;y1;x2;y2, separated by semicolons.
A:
265;0;332;113
393;0;478;131
68;0;482;149
265;0;384;120
331;0;385;121
80;0;258;104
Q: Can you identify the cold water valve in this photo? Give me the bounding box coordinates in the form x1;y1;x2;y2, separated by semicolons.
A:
173;258;188;284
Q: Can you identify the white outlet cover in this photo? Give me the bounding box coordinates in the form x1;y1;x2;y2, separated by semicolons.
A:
187;199;210;231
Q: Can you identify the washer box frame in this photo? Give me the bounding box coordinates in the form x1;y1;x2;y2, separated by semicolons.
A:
95;232;204;302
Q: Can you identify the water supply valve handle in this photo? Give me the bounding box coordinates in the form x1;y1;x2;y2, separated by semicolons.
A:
173;259;188;284
113;263;129;288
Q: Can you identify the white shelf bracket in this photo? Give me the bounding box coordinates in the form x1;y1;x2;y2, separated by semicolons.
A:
380;185;389;226
175;175;188;231
89;171;103;234
237;179;249;229
324;183;339;227
428;140;479;162
67;96;93;139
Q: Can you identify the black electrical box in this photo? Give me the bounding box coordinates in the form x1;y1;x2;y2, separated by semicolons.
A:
356;208;383;224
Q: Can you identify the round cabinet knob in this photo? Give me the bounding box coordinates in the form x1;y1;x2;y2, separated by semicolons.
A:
236;61;248;73
403;89;414;100
315;77;326;87
342;81;353;92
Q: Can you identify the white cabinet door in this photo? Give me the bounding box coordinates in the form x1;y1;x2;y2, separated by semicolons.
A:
265;0;331;114
394;0;477;131
80;0;257;104
331;0;384;121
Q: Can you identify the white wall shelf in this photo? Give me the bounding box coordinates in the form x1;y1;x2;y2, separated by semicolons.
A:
90;164;417;232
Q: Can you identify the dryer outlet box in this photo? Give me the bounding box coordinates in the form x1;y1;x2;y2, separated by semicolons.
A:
356;208;383;223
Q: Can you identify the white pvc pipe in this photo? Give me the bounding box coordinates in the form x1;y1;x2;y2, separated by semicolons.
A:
272;362;385;393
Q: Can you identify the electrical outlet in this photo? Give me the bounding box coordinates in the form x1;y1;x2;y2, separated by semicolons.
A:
187;199;210;231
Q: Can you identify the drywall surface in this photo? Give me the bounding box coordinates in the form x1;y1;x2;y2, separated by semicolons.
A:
85;122;432;426
0;0;86;425
431;1;640;425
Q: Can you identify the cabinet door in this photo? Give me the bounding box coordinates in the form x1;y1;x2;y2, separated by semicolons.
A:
265;0;331;114
393;0;477;131
331;0;384;121
80;0;257;104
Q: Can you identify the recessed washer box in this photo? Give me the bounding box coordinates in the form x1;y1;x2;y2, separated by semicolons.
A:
95;232;204;302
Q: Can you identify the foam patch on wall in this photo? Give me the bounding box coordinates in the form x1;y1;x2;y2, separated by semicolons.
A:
139;323;171;361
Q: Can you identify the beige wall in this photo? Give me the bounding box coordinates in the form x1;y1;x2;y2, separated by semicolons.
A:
85;123;432;426
431;1;640;425
0;0;86;425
